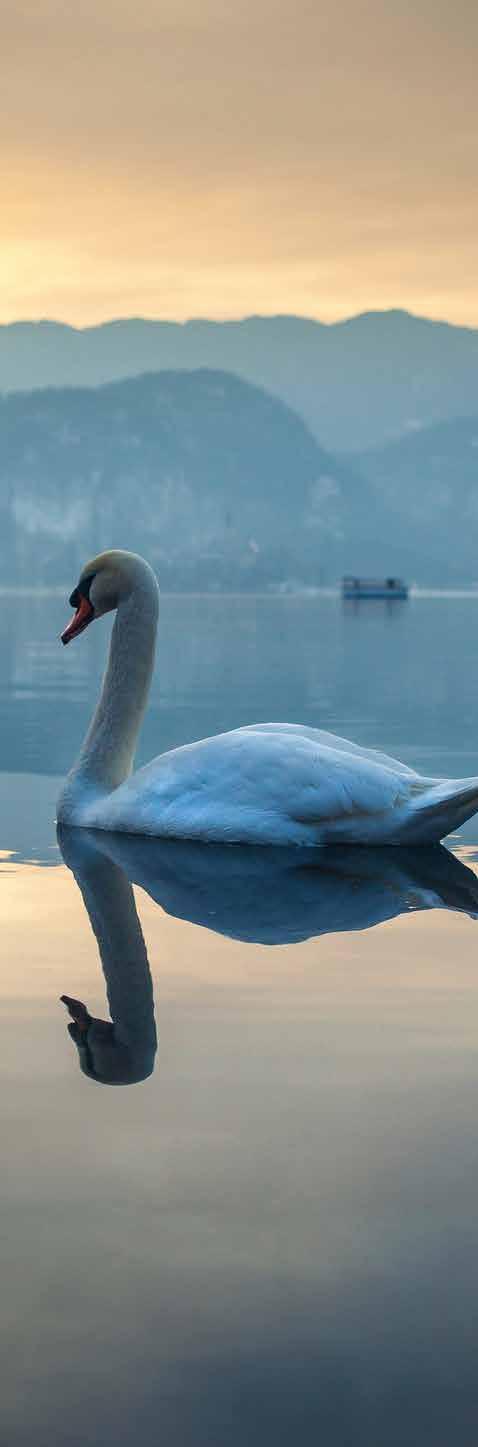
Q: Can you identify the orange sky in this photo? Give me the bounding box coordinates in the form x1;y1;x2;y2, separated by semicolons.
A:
2;0;477;325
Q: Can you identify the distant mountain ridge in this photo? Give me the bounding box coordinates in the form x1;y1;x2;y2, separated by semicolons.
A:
2;362;477;589
2;309;478;451
0;368;376;588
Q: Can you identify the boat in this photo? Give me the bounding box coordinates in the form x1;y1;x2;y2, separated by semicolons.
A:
342;575;409;600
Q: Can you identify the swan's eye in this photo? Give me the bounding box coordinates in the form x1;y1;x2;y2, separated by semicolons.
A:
71;572;95;607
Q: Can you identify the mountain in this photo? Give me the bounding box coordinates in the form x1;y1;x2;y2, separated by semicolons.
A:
1;310;478;451
0;369;375;589
3;365;475;588
350;416;478;583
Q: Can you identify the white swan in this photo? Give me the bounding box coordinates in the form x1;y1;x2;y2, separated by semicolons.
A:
57;549;478;844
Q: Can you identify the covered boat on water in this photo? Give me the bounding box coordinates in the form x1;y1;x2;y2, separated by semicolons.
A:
342;575;409;600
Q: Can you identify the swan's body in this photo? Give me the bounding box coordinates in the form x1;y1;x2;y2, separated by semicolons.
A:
58;550;478;845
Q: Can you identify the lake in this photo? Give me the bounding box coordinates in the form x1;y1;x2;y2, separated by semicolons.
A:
3;590;478;1445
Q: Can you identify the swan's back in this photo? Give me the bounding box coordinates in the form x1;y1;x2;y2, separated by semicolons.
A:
81;724;418;843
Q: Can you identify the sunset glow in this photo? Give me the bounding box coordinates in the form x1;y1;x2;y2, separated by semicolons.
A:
3;0;478;325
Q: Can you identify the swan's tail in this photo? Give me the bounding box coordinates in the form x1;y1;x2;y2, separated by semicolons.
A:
402;776;478;843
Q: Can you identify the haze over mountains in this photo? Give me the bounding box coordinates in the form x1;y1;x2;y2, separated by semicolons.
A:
2;309;478;452
350;416;478;583
0;370;379;589
1;309;477;587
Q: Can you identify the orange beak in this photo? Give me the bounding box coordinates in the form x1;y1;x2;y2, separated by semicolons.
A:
61;595;95;645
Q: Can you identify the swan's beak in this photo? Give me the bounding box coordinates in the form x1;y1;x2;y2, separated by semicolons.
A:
61;596;95;645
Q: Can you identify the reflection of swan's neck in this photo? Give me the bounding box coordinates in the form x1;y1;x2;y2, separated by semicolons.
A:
74;849;157;1059
70;570;159;796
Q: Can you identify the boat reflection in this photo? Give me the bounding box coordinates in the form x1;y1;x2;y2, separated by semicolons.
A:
58;828;478;1086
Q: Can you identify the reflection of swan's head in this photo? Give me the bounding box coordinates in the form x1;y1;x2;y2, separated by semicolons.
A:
61;993;156;1087
61;549;158;645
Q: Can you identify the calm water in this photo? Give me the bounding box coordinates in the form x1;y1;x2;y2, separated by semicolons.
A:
3;592;478;1444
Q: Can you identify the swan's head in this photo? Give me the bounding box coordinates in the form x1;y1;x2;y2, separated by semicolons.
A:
61;995;155;1086
61;549;158;645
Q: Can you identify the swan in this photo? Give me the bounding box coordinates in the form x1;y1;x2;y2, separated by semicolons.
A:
57;549;478;844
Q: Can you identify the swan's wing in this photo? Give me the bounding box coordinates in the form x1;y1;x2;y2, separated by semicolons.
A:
242;731;421;824
238;722;423;779
101;727;425;842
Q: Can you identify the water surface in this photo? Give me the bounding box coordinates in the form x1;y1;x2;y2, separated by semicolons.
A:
2;592;478;1445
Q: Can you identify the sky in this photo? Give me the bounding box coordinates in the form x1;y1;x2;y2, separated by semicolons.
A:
2;0;478;326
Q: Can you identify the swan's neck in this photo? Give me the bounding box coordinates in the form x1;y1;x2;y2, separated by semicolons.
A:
68;574;159;798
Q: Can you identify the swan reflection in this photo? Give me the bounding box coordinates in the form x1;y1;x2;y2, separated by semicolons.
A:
58;829;478;1085
59;828;157;1086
